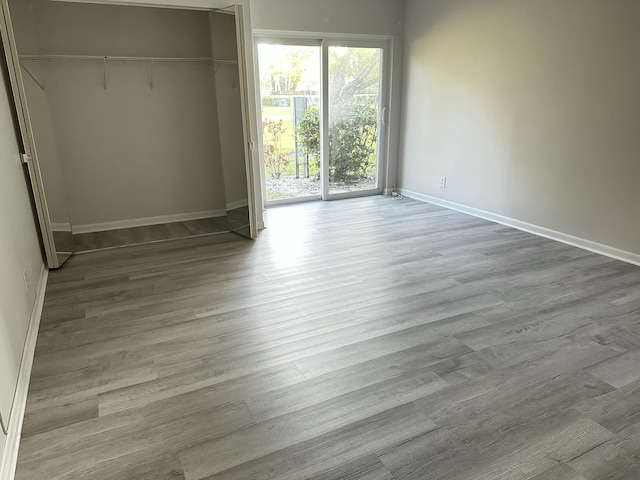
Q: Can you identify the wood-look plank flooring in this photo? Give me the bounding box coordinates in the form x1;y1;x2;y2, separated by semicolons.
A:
73;216;230;252
15;196;640;480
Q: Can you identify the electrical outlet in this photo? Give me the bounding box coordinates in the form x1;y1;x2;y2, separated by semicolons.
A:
22;269;29;292
440;176;447;188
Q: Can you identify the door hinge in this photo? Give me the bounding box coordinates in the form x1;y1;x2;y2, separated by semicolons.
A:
21;153;32;165
248;141;256;150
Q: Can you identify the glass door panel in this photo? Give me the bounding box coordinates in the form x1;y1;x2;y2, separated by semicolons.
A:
328;46;382;194
257;44;321;202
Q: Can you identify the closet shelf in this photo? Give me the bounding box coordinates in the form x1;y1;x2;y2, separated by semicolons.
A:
20;54;238;64
19;55;239;91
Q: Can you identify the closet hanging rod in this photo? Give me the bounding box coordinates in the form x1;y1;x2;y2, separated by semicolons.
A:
19;54;237;64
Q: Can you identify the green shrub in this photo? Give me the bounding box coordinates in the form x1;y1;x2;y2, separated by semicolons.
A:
297;102;377;181
262;119;289;179
297;106;320;173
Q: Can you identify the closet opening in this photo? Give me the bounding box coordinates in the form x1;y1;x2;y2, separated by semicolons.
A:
0;0;258;266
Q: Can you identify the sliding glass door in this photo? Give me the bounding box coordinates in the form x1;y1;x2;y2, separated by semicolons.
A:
328;45;383;195
257;42;321;202
257;37;388;205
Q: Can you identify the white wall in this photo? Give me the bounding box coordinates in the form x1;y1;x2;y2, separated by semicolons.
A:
250;0;406;195
399;0;640;255
25;0;228;228
0;46;44;454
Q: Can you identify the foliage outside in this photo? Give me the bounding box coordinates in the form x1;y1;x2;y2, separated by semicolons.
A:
297;102;378;181
262;119;289;179
296;106;320;175
259;44;380;189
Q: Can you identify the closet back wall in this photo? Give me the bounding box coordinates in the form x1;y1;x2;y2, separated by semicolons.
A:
27;0;226;231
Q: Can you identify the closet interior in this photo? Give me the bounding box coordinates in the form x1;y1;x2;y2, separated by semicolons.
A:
2;0;254;268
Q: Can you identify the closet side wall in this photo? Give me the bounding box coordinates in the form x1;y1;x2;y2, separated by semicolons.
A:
210;12;247;209
31;1;227;229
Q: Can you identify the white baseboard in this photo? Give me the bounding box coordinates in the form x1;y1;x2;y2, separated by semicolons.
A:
72;210;227;234
50;222;72;232
226;199;249;210
0;265;48;480
398;189;640;267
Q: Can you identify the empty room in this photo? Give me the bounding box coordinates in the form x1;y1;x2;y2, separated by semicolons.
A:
1;0;640;479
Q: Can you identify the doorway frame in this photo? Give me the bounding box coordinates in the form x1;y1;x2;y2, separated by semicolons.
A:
253;30;392;208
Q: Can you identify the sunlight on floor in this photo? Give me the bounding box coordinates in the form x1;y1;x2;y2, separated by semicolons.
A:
264;206;316;269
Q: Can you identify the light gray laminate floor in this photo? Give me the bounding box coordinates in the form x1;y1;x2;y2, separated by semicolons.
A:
15;196;640;480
